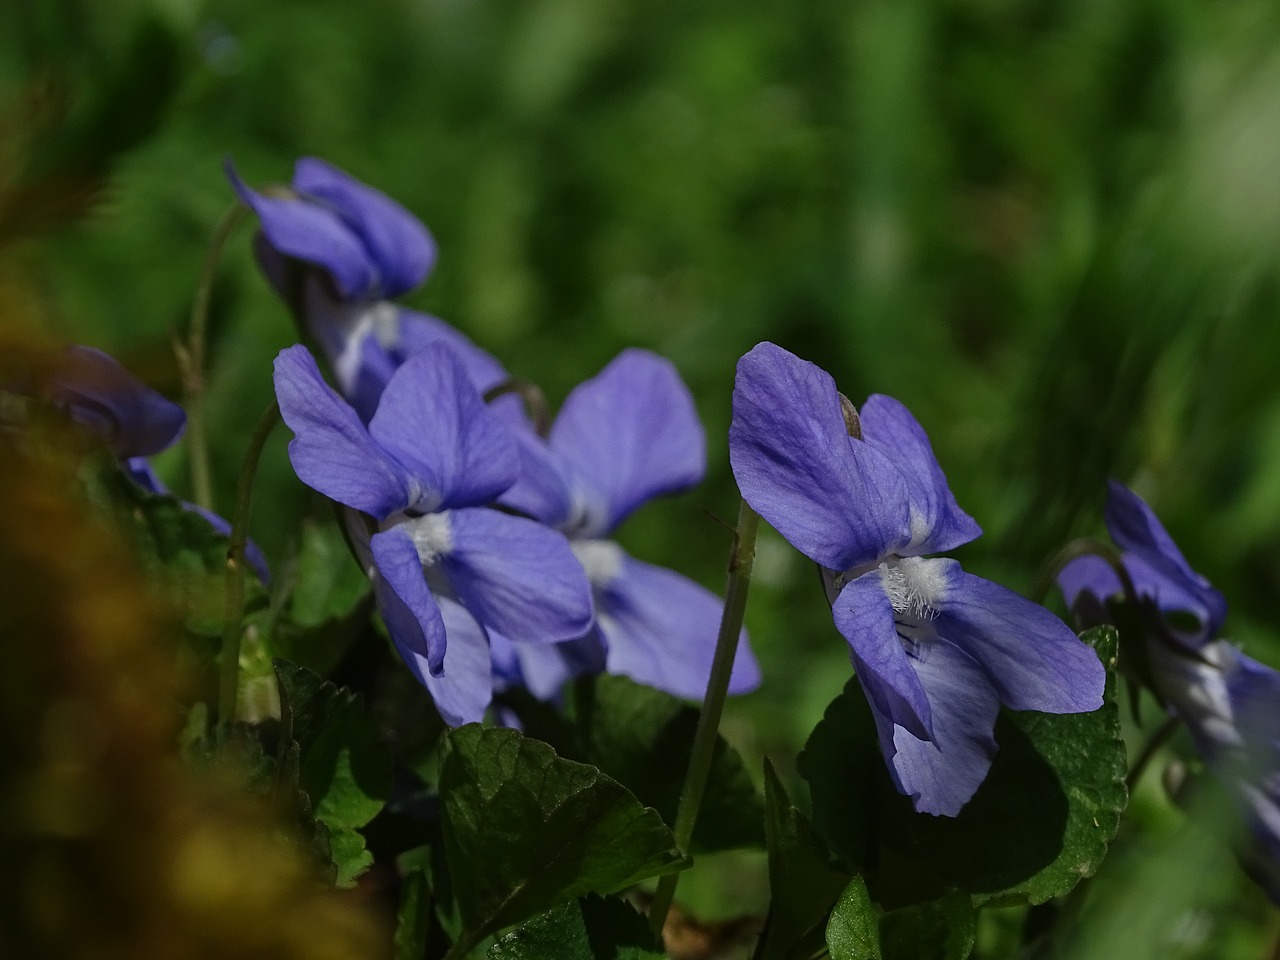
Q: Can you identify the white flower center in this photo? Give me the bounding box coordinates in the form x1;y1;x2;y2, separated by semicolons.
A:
572;539;624;586
400;511;454;566
878;556;949;620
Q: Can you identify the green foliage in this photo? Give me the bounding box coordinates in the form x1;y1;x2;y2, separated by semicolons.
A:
487;895;664;960
438;724;686;954
395;868;431;960
826;875;881;960
274;659;392;886
878;895;975;960
801;627;1126;910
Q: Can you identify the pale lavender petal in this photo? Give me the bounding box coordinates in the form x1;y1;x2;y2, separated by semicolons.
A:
858;394;981;555
866;638;1000;817
730;342;911;570
368;343;518;510
372;527;447;675
593;553;760;700
273;345;414;518
423;596;495;726
832;572;933;742
497;428;576;528
227;161;376;300
395;309;508;393
441;507;594;645
490;629;604;701
549;349;706;536
935;571;1105;714
1105;481;1227;635
1057;554;1122;608
293;157;436;298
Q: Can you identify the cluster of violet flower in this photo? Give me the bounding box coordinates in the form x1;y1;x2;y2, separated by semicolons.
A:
1060;482;1280;900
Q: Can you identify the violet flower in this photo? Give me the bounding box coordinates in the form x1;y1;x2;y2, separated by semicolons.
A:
729;342;1104;816
1059;481;1279;902
273;341;593;725
228;157;502;422
489;348;761;702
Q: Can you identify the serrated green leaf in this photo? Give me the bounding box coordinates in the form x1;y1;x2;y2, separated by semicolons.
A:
487;895;665;960
329;828;376;888
801;626;1126;908
879;893;974;960
439;725;686;952
577;675;764;853
753;759;851;960
395;868;431;960
826;875;881;960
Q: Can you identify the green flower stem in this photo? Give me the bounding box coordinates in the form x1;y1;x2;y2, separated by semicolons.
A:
217;400;280;736
648;498;760;939
179;201;247;513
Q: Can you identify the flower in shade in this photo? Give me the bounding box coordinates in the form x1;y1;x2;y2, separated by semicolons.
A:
729;341;1104;816
487;349;760;703
272;341;594;725
31;345;268;579
228;157;502;422
1059;481;1279;902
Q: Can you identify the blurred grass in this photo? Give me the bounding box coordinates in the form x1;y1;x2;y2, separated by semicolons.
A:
3;0;1280;952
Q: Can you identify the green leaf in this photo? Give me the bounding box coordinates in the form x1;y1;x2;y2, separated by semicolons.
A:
439;725;686;952
878;894;975;960
753;760;851;960
395;868;431;960
487;895;665;960
800;626;1126;907
826;875;881;960
576;675;764;853
274;659;393;887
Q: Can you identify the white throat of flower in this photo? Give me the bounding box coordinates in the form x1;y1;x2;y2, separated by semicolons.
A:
399;511;454;566
877;556;949;621
572;539;624;587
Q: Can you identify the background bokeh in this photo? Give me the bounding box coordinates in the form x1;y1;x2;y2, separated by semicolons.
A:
3;0;1280;956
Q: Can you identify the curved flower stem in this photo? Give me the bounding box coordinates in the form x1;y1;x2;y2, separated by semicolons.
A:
178;201;247;512
216;400;280;737
647;498;760;940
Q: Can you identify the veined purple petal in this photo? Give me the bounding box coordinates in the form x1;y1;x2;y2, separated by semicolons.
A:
50;346;186;459
866;637;1000;817
935;571;1105;714
273;345;414;519
372;526;449;676
832;573;933;742
396;309;508;393
730;342;912;571
368;344;518;510
293;157;436;299
490;629;605;701
424;596;496;726
227;161;376;300
1057;554;1122;609
1105;481;1227;635
547;349;707;537
497;427;577;528
440;507;594;645
859;394;981;555
590;549;760;700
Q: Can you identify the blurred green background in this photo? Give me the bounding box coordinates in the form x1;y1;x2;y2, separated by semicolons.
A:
4;0;1280;954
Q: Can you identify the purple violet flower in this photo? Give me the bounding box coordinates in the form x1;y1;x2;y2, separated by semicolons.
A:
228;157;502;422
488;348;761;702
1059;481;1279;901
729;342;1104;816
273;341;594;725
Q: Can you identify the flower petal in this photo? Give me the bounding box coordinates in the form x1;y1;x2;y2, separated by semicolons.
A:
293;157;436;298
491;629;605;701
859;394;981;554
935;570;1105;714
227;160;376;300
441;507;594;645
866;637;1000;817
395;309;508;393
497;427;577;528
368;343;518;510
549;349;706;536
1057;554;1121;608
371;526;448;675
273;345;413;518
730;342;911;570
593;552;760;700
423;596;496;726
832;572;933;742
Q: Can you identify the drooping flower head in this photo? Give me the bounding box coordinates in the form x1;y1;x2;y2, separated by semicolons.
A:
730;342;1104;816
1059;481;1279;902
273;341;594;725
229;157;502;422
488;348;760;702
